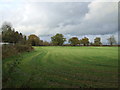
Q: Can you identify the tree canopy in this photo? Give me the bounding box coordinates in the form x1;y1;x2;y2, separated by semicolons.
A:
69;37;79;46
51;33;66;46
80;37;89;46
1;22;26;44
28;34;40;46
94;37;102;46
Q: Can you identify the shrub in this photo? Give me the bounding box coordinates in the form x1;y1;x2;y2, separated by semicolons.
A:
2;44;34;59
15;44;33;52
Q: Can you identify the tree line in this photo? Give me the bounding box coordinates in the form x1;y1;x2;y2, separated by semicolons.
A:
1;22;117;46
1;22;33;59
27;33;117;46
2;22;27;44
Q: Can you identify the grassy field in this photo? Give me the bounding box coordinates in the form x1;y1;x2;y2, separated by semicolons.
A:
3;46;118;88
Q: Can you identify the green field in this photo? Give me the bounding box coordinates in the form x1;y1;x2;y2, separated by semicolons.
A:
3;46;118;88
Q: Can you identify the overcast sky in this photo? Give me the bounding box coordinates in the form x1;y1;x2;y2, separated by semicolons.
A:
0;0;119;44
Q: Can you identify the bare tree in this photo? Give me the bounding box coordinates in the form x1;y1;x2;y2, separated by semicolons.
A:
107;35;116;45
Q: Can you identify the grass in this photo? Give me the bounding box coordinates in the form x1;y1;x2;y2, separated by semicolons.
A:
3;46;118;88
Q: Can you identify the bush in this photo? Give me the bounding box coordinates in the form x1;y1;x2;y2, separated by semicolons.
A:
2;44;34;59
15;44;33;52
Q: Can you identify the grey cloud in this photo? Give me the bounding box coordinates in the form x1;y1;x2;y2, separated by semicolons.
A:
45;2;118;36
0;2;118;44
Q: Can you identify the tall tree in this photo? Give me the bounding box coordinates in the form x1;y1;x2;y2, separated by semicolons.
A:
51;33;66;46
2;23;15;43
80;37;89;46
69;37;79;46
1;22;26;44
28;34;40;46
20;35;27;44
94;37;102;46
107;35;116;45
1;22;12;32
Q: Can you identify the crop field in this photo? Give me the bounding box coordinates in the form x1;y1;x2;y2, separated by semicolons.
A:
3;46;118;88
